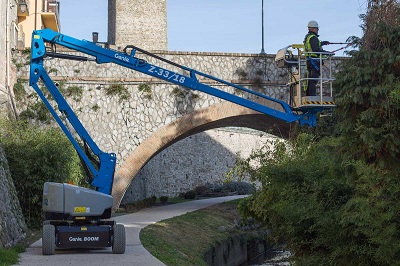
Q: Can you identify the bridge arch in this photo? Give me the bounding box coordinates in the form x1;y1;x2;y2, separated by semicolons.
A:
111;102;293;210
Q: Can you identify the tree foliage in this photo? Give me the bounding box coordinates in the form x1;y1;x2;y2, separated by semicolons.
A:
335;0;400;168
239;135;400;265
0;119;85;228
238;137;355;265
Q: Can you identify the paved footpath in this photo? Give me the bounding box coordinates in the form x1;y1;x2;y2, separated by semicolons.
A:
17;195;247;266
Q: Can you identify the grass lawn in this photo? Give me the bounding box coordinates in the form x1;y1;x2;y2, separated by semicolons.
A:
140;199;259;266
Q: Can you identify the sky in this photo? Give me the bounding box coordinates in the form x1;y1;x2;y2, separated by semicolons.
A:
60;0;368;56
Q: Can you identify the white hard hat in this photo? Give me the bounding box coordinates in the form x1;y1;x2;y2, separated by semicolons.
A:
307;20;319;28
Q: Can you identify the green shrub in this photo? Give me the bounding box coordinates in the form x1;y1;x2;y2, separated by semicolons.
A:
19;101;52;124
137;196;157;208
91;104;100;112
235;68;247;79
239;131;400;265
148;196;157;206
206;182;255;195
122;202;142;213
122;196;158;212
13;80;27;101
183;190;196;199
48;68;58;74
105;84;130;102
193;185;210;196
170;86;187;98
221;181;255;195
65;85;83;102
21;48;31;56
138;83;151;93
206;183;223;193
238;135;353;265
0;119;84;228
138;83;152;99
159;196;169;204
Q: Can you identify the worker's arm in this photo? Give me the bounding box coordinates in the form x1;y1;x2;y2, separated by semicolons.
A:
309;35;328;53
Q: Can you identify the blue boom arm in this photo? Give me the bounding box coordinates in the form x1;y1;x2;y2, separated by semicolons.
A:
29;29;323;195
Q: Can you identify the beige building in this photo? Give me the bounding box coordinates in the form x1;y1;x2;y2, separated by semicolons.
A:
0;0;60;118
17;0;60;49
0;0;18;118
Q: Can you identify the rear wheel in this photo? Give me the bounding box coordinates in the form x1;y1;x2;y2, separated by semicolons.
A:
42;224;55;255
112;224;126;254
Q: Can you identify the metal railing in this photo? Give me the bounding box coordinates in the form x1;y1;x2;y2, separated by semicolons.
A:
300;51;335;104
274;45;335;108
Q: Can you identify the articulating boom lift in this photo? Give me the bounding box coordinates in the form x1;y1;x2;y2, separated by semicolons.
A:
29;29;334;255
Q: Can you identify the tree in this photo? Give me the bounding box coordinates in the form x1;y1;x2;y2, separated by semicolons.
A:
335;0;400;169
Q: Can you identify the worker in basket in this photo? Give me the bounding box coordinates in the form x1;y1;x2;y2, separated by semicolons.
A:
303;20;332;96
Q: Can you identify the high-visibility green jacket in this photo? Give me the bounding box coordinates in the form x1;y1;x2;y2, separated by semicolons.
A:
304;32;323;58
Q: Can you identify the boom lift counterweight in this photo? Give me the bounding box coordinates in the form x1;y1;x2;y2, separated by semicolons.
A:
29;29;335;255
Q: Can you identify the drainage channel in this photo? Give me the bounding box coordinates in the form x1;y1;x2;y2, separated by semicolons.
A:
241;249;291;266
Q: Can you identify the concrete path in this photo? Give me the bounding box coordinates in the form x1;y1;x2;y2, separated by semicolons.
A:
17;195;247;266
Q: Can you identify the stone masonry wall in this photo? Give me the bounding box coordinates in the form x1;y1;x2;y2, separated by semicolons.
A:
0;145;27;247
122;128;276;203
108;0;168;50
16;50;343;202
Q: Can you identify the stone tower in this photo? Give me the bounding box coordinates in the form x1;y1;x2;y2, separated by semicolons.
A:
108;0;167;50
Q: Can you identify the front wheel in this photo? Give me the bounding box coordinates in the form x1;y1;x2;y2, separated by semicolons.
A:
112;223;126;254
42;224;56;255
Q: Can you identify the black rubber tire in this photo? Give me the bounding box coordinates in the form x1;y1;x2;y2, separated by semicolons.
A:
112;224;126;254
42;224;56;255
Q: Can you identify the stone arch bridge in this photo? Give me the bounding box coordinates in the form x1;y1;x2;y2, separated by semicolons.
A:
112;101;294;210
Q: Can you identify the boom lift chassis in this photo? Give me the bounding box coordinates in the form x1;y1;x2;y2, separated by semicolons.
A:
29;29;334;255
